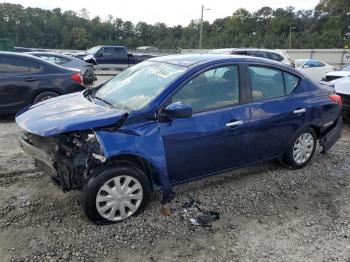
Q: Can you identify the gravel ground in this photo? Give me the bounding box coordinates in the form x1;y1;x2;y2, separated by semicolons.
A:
0;78;349;261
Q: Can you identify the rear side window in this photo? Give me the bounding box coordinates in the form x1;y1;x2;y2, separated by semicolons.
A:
29;60;44;74
268;52;284;62
248;51;269;59
172;66;240;112
112;47;127;57
39;55;71;65
0;56;30;74
248;66;299;101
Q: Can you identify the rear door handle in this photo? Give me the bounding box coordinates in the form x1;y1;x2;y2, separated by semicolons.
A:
226;120;244;127
25;77;38;82
293;108;306;114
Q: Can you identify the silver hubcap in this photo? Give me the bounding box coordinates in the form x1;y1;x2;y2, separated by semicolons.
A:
293;133;314;164
96;176;143;221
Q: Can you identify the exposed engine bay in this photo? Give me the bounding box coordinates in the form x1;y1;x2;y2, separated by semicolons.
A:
20;131;103;191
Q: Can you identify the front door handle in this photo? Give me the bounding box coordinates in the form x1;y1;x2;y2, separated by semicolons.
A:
25;77;38;82
226;120;244;127
293;108;306;114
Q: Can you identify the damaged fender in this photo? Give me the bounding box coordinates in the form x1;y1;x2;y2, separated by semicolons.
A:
94;121;175;203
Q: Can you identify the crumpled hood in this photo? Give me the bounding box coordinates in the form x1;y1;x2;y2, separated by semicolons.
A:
16;92;128;137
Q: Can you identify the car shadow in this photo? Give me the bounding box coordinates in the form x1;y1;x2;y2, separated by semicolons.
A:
0;115;16;123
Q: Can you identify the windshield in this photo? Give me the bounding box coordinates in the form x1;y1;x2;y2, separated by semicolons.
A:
94;61;186;110
87;46;101;54
340;64;350;71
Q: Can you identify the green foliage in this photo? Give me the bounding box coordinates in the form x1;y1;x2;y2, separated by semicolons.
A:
0;1;349;49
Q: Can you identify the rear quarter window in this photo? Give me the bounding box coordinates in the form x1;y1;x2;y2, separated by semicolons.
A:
284;73;299;94
268;52;284;62
29;60;44;74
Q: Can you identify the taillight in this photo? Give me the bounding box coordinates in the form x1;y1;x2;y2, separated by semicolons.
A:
70;73;83;85
329;94;342;109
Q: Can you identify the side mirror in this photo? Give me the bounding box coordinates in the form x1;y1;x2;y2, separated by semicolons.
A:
95;53;103;57
303;64;310;68
162;102;192;119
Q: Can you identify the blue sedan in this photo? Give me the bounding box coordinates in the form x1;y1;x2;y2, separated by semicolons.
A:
16;54;342;224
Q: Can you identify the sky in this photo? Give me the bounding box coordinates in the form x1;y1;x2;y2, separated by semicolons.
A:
3;0;320;26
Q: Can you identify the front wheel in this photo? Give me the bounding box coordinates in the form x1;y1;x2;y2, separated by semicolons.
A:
282;128;317;169
81;163;151;224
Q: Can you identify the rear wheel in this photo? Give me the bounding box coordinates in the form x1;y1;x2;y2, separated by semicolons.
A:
282;128;317;169
81;163;151;224
33;91;59;104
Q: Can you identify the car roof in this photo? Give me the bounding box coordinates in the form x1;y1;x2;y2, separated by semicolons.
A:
0;51;44;60
210;48;282;53
95;45;126;48
295;59;322;61
149;54;282;67
0;51;71;70
28;51;73;58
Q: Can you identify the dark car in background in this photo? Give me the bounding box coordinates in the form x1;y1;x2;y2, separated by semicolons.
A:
28;52;96;85
0;52;86;115
69;45;156;69
14;47;47;53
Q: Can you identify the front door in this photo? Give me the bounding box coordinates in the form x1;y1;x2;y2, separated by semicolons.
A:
159;65;251;184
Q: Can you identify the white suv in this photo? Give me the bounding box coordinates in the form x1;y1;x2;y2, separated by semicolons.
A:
208;48;295;67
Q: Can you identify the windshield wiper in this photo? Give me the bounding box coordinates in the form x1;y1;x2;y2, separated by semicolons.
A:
92;95;115;108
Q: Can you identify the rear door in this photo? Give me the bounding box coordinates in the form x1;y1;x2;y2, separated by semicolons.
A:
159;64;251;183
111;47;128;68
0;55;42;113
246;65;309;161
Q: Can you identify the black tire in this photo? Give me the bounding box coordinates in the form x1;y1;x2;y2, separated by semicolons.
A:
81;162;151;224
33;91;59;104
282;127;317;169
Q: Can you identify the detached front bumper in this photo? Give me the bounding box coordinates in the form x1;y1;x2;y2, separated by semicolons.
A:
19;134;56;174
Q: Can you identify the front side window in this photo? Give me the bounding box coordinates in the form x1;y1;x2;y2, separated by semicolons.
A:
94;61;186;110
102;47;112;56
172;66;240;112
249;66;299;101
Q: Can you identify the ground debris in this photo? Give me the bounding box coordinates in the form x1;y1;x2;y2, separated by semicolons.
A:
190;211;220;227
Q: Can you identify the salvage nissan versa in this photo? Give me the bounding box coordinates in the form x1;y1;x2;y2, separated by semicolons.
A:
16;54;342;224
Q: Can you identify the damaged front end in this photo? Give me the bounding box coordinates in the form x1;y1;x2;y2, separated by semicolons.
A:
20;131;104;191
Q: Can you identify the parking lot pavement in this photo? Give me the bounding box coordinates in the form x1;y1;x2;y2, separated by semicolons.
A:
0;116;350;261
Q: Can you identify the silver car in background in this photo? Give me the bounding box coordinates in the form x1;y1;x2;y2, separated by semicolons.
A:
208;48;295;67
28;52;96;85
